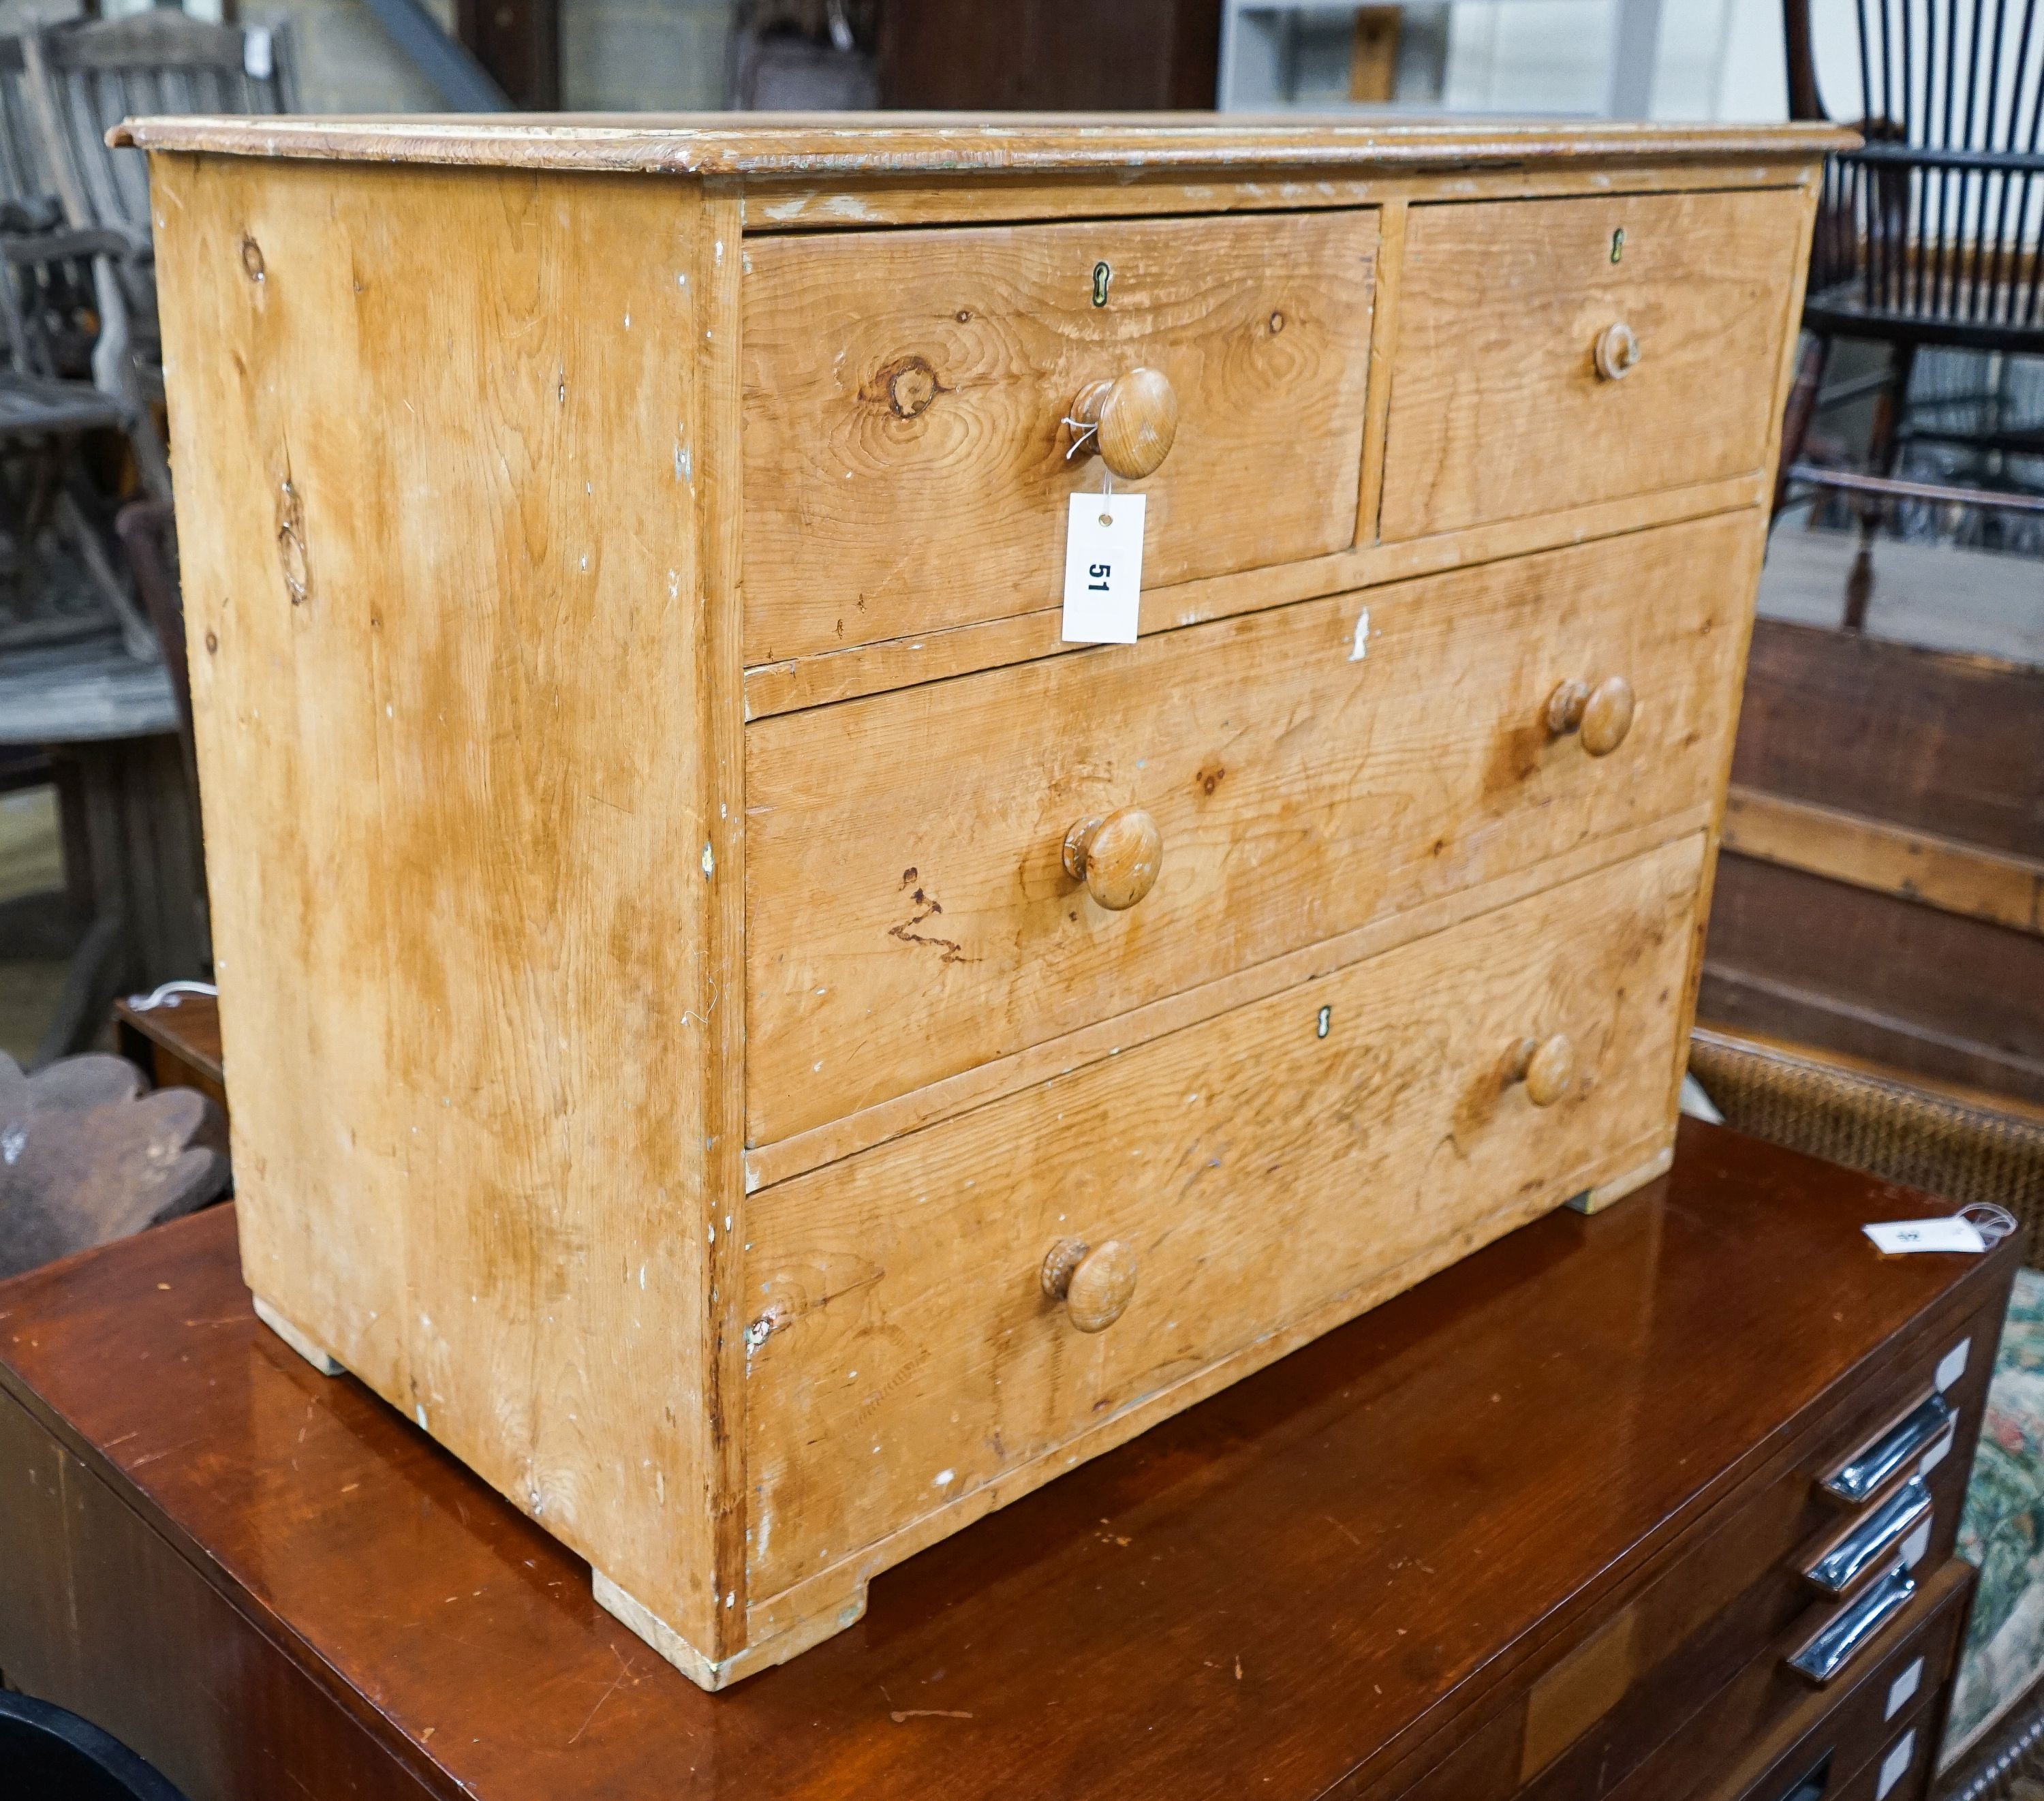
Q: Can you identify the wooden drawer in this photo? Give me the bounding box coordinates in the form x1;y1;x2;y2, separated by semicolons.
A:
743;837;1701;1605
1714;1560;1972;1801
741;209;1379;663
1398;1287;1998;1801
745;509;1757;1148
1379;188;1807;541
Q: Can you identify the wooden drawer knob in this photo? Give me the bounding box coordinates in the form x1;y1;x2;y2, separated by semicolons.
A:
1068;367;1179;480
1042;1237;1138;1333
1545;675;1636;756
1063;806;1162;911
1510;1034;1577;1107
1594;321;1641;382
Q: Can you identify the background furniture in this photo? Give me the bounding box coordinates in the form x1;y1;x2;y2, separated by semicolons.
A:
1686;1028;2044;1800
0;1122;2013;1801
113;983;224;1122
1218;0;1667;116
1776;0;2044;622
1700;618;2044;1111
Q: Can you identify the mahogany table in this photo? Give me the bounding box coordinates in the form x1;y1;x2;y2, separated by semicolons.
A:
0;1120;2017;1801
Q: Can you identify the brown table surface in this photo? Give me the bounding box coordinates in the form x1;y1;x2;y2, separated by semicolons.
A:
113;989;223;1086
0;1120;2014;1801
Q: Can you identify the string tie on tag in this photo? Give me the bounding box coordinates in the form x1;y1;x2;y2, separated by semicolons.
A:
1061;415;1099;461
1962;1202;2019;1246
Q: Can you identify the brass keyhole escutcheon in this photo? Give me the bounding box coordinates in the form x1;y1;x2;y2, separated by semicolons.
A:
1092;260;1112;307
1610;226;1625;264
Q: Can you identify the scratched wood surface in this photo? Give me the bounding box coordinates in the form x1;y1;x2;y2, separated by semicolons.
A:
3;1127;2009;1801
745;511;1759;1148
1380;187;1809;540
743;835;1703;1616
741;209;1378;662
140;124;1825;1686
115;113;1855;178
151;154;745;1664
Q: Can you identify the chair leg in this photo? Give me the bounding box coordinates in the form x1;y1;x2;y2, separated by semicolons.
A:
55;483;157;662
1772;331;1829;519
1843;341;1917;632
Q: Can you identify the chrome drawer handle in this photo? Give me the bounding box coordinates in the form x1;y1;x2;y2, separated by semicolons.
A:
1821;1393;1957;1505
1788;1563;1917;1686
1806;1474;1933;1597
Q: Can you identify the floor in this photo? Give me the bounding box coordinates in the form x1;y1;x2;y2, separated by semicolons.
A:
0;787;69;1067
1758;522;2044;666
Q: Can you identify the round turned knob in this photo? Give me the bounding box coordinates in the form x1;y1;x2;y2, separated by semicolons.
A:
1062;806;1162;911
1594;321;1641;382
1068;367;1179;480
1545;675;1636;757
1510;1034;1577;1108
1042;1237;1139;1333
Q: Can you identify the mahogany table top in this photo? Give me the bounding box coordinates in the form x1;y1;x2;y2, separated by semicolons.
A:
0;1120;2012;1800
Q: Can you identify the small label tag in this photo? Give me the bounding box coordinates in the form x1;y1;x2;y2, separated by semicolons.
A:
243;24;275;78
1886;1657;1923;1721
1865;1216;1987;1255
1937;1338;1971;1391
1900;1518;1932;1568
1919;1424;1955;1479
1876;1729;1917;1800
1061;492;1146;645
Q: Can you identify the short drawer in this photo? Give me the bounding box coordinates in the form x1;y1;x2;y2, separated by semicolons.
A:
745;508;1757;1147
1405;1296;1997;1801
1379;187;1807;541
743;837;1701;1602
741;208;1379;663
1719;1560;1972;1801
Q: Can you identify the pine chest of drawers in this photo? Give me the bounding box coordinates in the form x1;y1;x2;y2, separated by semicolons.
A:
124;114;1849;1688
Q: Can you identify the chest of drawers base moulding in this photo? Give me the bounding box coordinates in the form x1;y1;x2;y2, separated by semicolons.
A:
127;112;1850;1688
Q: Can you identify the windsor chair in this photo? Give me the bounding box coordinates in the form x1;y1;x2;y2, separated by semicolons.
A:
1779;0;2044;626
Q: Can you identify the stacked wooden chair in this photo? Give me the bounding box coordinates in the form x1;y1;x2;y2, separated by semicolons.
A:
0;7;297;1062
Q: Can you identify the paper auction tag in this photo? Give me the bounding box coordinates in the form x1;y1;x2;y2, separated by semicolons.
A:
1061;492;1145;644
1863;1216;1987;1255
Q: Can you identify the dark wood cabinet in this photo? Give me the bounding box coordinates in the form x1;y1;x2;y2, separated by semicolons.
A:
0;1120;2016;1799
877;0;1223;109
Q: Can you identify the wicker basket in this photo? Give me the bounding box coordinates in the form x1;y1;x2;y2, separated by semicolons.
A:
1689;1028;2044;1267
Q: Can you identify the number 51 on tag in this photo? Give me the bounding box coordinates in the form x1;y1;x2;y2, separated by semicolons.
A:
1062;492;1146;645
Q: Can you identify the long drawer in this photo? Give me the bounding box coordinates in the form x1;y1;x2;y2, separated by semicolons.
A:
1380;188;1808;541
743;837;1702;1603
745;509;1759;1147
742;208;1380;663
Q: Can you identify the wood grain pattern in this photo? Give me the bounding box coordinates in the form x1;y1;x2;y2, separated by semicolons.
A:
151;155;739;1659
1731;619;2044;861
740;209;1378;662
745;512;1759;1147
1380;187;1809;540
114;113;1855;178
1702;855;2044;1106
139;123;1823;1685
1723;787;2044;938
0;1126;2007;1799
738;474;1770;719
743;835;1703;1604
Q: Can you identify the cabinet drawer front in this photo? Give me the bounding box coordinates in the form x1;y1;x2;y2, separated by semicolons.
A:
743;837;1701;1601
1380;188;1806;541
745;510;1757;1148
741;209;1378;664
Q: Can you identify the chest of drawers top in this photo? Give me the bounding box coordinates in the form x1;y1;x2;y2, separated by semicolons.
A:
131;115;1847;1690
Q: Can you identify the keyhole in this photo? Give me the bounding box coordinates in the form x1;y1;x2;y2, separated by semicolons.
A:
1092;261;1111;307
1316;1004;1332;1039
1610;227;1625;264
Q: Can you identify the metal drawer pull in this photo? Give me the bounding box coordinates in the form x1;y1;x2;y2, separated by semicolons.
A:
1806;1474;1933;1597
1821;1393;1957;1505
1788;1563;1917;1686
